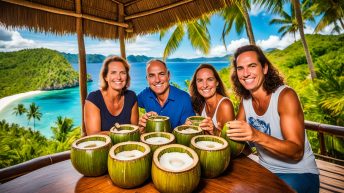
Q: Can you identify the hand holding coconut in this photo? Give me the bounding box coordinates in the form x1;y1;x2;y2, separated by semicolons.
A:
226;120;259;142
138;111;158;133
198;117;216;135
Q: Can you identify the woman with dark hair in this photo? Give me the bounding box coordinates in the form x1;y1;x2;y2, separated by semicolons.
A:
188;64;235;135
84;56;138;135
227;45;319;193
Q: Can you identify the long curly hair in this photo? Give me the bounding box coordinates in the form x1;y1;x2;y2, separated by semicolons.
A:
99;56;131;93
231;45;284;99
189;64;228;114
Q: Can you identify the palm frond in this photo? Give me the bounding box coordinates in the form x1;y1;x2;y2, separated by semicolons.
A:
162;25;185;60
187;21;211;55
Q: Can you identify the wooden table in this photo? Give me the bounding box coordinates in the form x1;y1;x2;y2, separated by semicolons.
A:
0;156;295;193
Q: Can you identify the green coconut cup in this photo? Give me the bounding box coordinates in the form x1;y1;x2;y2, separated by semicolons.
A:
71;135;112;177
190;135;230;178
140;132;175;152
187;116;206;126
173;125;203;146
152;144;201;193
221;122;246;158
108;141;152;188
145;116;171;133
109;124;140;145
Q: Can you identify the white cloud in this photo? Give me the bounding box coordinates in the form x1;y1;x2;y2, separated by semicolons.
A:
207;23;343;57
257;35;294;50
207;38;249;57
0;26;165;57
0;27;35;51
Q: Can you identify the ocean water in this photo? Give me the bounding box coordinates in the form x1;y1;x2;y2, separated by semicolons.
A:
0;61;229;137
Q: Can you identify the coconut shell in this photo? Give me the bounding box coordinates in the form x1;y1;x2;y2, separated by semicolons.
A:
108;141;152;188
140;132;175;152
152;144;201;193
145;116;171;133
173;125;203;146
71;135;112;177
221;122;246;158
187;116;206;126
190;135;230;178
109;124;140;145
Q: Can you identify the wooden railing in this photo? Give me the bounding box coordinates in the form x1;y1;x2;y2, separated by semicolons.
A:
0;150;70;183
305;120;344;165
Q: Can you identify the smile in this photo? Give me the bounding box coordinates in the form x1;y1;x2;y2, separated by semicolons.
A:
243;78;254;84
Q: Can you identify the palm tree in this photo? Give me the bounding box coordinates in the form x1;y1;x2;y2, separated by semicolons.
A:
269;2;315;41
311;0;344;33
254;0;316;80
221;0;256;47
160;17;211;60
26;102;42;129
12;104;27;116
51;116;74;142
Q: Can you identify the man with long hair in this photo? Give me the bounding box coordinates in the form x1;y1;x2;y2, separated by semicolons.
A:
227;45;319;193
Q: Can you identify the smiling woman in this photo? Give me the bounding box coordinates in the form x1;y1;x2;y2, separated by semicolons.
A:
84;56;139;135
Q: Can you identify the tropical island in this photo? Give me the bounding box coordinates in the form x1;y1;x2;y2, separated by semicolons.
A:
0;48;92;98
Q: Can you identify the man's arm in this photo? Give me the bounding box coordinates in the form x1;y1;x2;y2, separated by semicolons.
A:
227;88;305;162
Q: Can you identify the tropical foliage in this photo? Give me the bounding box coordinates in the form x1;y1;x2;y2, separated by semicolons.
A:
159;17;211;60
0;119;80;169
269;1;315;40
26;102;42;129
221;0;256;46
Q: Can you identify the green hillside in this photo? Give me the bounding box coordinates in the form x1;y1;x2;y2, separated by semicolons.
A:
0;48;90;98
268;34;343;125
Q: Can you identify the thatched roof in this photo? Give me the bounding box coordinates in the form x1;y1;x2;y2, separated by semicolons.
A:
0;0;231;40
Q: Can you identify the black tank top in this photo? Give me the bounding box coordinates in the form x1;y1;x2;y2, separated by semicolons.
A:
86;89;137;131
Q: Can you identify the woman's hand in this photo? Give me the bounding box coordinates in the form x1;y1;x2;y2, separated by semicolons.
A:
199;117;216;135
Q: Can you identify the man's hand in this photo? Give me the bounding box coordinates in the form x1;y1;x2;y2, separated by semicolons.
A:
226;120;258;142
138;111;158;133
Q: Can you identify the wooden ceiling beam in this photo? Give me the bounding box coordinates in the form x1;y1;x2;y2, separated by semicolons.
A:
124;0;143;7
125;0;194;20
2;0;129;28
110;0;122;5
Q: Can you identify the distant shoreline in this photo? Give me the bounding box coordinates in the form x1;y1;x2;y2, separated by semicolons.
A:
0;91;46;112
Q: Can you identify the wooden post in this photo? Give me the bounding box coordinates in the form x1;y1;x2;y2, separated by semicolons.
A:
75;0;87;136
118;3;126;59
319;132;326;156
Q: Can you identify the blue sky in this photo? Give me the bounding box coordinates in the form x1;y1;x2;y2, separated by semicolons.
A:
0;4;341;59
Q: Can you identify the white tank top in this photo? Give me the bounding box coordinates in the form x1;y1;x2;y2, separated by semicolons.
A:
201;97;230;129
243;85;318;174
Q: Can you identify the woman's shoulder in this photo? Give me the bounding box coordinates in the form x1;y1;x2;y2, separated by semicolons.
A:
218;97;234;111
87;90;102;100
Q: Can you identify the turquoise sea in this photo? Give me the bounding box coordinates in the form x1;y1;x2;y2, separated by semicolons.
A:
0;61;229;137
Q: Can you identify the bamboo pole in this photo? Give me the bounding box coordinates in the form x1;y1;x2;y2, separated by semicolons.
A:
118;3;126;59
2;0;129;28
125;0;194;20
75;0;87;136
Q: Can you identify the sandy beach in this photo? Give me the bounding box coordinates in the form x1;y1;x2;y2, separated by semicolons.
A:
0;91;45;112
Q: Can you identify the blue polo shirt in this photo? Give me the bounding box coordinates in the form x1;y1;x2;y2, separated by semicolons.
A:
137;85;195;130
